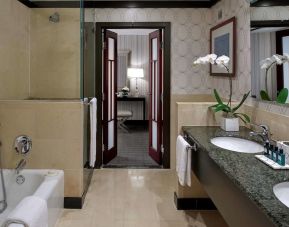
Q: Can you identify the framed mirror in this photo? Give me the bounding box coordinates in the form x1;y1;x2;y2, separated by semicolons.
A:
251;3;289;105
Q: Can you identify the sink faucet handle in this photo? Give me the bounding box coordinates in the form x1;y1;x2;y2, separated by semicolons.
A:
259;124;269;132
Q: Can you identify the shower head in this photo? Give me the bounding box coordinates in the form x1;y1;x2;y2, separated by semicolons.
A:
49;12;60;23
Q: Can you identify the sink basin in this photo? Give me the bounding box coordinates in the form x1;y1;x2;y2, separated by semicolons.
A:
210;137;264;153
273;182;289;208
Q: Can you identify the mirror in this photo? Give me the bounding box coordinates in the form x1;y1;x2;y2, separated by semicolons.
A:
250;3;289;105
251;26;289;104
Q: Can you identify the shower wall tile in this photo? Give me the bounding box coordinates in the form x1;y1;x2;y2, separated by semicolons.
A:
30;8;81;99
0;0;30;99
0;100;84;197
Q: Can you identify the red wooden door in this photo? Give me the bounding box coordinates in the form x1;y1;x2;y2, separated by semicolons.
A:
103;30;118;164
149;30;163;165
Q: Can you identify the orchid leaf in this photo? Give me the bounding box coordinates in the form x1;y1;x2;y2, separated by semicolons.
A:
260;90;271;101
213;104;230;113
232;91;250;113
234;113;251;123
277;88;288;104
213;89;224;105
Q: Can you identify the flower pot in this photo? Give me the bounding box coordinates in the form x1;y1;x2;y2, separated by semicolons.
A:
220;117;239;132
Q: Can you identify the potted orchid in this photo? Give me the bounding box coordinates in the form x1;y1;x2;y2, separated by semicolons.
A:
194;54;251;131
260;54;289;104
121;86;130;97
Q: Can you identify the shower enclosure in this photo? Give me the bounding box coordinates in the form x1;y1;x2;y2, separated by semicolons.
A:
0;0;92;209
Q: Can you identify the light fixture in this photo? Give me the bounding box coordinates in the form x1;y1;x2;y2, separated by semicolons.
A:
127;68;144;97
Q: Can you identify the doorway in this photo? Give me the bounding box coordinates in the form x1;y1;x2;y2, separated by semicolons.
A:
94;23;171;169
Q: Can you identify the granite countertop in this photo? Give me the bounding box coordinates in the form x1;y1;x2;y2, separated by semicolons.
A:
182;126;289;227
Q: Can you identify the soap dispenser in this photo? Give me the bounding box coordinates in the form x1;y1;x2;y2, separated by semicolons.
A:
264;142;270;157
277;149;286;166
273;146;279;162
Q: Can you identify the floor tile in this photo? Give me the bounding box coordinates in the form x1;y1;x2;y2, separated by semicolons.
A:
56;169;228;227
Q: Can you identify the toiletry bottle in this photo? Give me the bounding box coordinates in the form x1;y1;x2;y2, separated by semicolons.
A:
269;144;274;160
278;149;286;166
273;146;279;162
264;142;270;157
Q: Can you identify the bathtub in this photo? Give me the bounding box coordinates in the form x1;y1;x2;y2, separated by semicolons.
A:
0;169;64;227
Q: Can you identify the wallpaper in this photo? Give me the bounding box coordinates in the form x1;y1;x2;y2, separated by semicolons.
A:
85;8;213;95
210;0;251;101
251;6;289;21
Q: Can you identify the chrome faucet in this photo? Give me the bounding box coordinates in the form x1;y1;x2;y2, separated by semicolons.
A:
249;124;270;145
15;159;26;174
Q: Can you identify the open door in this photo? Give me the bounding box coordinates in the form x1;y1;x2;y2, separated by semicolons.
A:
149;30;163;165
103;30;118;164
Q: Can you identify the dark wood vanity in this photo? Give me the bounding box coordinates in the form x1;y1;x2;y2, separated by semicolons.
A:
183;126;288;227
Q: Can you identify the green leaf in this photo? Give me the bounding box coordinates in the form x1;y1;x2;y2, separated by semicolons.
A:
232;91;251;113
277;88;288;104
234;113;251;123
213;89;224;105
213;104;230;113
260;90;271;101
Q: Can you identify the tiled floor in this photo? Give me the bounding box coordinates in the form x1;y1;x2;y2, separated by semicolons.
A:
56;169;228;227
105;125;160;168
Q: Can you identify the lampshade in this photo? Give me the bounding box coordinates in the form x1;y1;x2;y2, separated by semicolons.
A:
127;68;144;79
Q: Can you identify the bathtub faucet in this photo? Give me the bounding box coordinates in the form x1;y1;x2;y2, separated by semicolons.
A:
15;159;26;174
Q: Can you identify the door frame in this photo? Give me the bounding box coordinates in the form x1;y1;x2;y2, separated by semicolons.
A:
94;22;171;169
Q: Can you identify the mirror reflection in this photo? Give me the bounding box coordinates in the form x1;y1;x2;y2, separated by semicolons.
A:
251;27;289;104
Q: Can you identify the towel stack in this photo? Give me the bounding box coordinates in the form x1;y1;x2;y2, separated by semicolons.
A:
89;98;97;168
2;196;48;227
176;135;191;187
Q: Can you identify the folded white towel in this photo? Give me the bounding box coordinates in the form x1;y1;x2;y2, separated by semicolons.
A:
89;98;97;168
2;196;48;227
176;135;191;187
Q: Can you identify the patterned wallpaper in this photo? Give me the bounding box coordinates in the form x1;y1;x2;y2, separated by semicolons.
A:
85;8;213;95
210;0;251;100
251;6;289;21
85;3;289;117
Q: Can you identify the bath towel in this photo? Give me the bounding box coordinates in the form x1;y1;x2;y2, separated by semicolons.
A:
176;135;191;186
2;196;48;227
89;98;97;168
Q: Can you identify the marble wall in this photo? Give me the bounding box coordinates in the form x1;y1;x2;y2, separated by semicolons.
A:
0;100;84;197
0;0;30;100
30;8;81;99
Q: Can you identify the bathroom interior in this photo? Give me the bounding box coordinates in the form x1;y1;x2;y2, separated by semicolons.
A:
0;0;289;227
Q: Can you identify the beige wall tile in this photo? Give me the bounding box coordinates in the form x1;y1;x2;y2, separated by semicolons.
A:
0;100;84;197
30;8;80;99
0;0;30;100
64;169;84;197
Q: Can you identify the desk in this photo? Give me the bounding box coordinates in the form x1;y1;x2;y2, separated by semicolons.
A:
117;96;146;120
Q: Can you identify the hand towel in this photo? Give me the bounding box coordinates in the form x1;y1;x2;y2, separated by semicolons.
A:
176;135;191;186
2;196;48;227
89;98;97;168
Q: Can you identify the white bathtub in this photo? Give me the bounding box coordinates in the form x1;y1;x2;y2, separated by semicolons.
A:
0;169;64;227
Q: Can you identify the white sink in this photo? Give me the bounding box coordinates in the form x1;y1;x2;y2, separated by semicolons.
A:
210;137;264;153
273;182;289;208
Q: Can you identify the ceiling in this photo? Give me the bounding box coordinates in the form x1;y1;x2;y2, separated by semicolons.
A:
18;0;220;8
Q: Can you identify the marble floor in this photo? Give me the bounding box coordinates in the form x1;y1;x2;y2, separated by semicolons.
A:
56;169;228;227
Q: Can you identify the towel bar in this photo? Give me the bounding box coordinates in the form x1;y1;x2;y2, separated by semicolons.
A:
183;134;198;152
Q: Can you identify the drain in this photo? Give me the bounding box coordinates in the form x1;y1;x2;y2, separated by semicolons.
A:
16;175;25;185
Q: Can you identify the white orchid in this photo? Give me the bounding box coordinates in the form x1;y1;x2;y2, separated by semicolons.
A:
272;54;283;65
122;86;130;92
260;58;273;69
193;54;230;69
260;53;289;103
215;55;230;66
193;54;250;123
